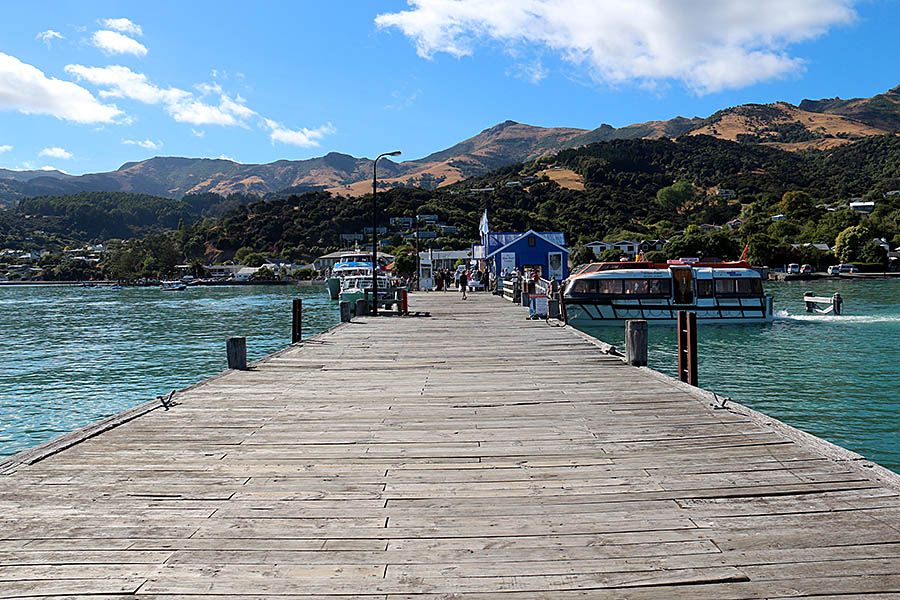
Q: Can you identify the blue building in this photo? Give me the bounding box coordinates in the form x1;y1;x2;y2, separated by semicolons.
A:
473;230;569;280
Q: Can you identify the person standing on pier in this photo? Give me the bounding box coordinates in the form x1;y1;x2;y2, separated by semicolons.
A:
458;269;468;300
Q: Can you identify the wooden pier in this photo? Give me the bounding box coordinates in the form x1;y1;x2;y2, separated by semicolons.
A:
3;292;900;598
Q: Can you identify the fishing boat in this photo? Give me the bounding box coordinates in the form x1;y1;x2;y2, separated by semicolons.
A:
561;260;774;326
160;281;187;291
326;251;388;300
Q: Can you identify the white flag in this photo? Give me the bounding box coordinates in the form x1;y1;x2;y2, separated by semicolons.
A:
479;209;489;236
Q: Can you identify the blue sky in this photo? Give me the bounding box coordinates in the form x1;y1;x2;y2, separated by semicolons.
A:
1;0;899;175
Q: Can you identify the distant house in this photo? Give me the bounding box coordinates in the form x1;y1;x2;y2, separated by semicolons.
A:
771;214;786;221
418;250;471;271
585;241;613;256
265;258;302;274
849;200;875;213
208;264;243;279
390;217;414;229
468;187;495;193
504;181;523;188
638;239;667;253
235;267;260;281
699;224;722;232
885;190;900;197
404;231;437;240
725;218;745;230
612;240;639;256
714;187;736;197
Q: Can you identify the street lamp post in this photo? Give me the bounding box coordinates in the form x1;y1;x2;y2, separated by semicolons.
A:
372;150;401;316
414;215;419;291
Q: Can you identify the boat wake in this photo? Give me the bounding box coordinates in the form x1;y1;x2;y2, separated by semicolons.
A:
775;310;900;324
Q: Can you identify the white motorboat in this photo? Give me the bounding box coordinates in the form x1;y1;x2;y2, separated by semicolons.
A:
561;260;774;326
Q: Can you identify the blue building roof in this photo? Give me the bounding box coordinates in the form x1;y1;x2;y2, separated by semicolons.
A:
484;231;567;258
485;231;565;253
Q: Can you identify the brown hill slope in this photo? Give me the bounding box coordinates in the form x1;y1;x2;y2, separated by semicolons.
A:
328;120;587;196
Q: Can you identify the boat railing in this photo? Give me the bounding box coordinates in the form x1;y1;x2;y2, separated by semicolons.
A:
363;286;410;315
804;292;843;315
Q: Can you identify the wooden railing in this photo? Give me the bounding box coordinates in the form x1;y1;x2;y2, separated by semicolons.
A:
502;279;519;303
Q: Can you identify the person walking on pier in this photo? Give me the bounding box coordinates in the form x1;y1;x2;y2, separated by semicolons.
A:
458;269;468;300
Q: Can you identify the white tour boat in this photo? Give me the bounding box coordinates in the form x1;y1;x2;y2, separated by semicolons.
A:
561;260;774;326
326;251;387;300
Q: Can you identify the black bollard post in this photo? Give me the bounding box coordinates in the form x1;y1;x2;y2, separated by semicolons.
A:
677;311;698;386
340;301;351;323
226;337;247;370
292;299;302;343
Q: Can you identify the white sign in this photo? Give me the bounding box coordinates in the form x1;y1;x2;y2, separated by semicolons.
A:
548;252;563;280
531;294;549;317
501;252;516;273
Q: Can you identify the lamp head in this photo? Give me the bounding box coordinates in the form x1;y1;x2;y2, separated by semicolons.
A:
386;150;402;157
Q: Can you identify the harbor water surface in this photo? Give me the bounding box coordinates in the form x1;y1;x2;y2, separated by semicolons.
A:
0;284;338;457
2;281;899;473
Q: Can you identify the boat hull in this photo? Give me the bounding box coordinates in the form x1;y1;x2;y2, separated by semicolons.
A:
326;277;341;300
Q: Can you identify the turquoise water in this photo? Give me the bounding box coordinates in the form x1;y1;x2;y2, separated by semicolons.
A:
0;284;338;457
579;279;900;472
3;281;900;474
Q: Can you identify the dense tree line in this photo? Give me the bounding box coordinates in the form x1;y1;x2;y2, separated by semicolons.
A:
5;134;900;276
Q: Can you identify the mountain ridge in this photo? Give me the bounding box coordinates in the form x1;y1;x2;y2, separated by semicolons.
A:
2;84;899;207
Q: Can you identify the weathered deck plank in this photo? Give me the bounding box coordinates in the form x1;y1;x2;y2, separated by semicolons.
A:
3;291;900;598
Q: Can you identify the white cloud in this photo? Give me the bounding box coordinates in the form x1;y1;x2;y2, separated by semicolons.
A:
66;63;333;146
14;164;68;173
262;119;336;147
376;0;857;94
0;52;122;123
101;18;143;37
36;30;64;48
39;147;73;159
385;88;420;110
508;60;548;84
65;64;254;126
91;30;148;57
65;64;187;104
123;138;162;150
0;145;11;153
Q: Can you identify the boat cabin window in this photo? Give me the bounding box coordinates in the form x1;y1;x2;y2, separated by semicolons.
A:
697;279;714;298
571;277;671;297
714;277;763;296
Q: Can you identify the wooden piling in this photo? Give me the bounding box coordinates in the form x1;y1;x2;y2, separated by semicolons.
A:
677;310;698;386
355;298;368;317
291;299;302;343
225;336;247;370
339;301;351;323
625;319;648;367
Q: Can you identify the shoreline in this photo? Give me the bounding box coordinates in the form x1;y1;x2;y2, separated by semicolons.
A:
0;279;323;287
